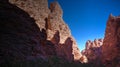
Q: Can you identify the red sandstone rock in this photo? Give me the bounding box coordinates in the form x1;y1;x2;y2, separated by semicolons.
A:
0;0;82;63
79;55;88;63
81;39;103;64
102;14;120;67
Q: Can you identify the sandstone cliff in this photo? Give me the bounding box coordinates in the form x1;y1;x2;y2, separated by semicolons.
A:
102;14;120;67
81;39;103;65
9;0;71;43
0;0;82;64
0;0;56;64
81;14;120;67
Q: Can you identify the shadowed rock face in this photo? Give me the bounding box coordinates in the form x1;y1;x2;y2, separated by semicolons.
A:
1;0;119;67
81;39;103;65
9;0;82;61
0;0;56;64
9;0;71;44
0;0;82;64
102;14;120;67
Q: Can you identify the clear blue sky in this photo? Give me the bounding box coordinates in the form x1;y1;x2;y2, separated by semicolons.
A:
48;0;120;50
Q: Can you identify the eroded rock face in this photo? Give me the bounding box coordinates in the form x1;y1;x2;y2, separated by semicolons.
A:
79;55;88;63
0;0;82;63
81;39;103;64
102;14;120;67
9;0;49;29
47;2;71;44
0;1;56;63
9;0;71;44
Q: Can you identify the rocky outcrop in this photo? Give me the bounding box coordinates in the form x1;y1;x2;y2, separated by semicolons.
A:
0;0;82;64
47;1;82;61
0;0;56;64
9;0;49;29
9;0;71;44
102;14;120;67
81;14;120;67
79;55;88;63
81;39;103;64
47;2;71;44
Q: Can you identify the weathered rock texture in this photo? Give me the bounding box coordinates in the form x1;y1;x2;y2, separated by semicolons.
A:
79;55;88;63
9;0;71;44
0;0;56;64
0;0;81;64
9;0;49;29
102;14;120;67
81;39;103;65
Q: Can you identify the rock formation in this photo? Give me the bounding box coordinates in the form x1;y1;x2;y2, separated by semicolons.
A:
0;0;56;64
102;14;120;67
1;0;120;67
81;39;103;65
79;55;88;63
9;0;49;29
9;0;71;44
81;14;120;67
0;0;82;64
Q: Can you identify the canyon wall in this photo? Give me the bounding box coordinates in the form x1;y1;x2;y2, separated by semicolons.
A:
0;0;82;64
102;14;120;67
81;14;120;67
1;0;119;67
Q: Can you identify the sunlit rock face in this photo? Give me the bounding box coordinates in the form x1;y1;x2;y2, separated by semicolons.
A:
102;14;120;67
81;39;103;65
9;0;71;44
79;55;88;63
0;0;82;63
9;0;49;29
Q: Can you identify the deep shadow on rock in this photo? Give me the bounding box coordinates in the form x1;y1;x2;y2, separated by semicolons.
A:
0;0;56;65
0;1;80;66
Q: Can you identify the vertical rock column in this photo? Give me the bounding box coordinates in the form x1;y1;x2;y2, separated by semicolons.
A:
102;14;120;67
